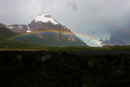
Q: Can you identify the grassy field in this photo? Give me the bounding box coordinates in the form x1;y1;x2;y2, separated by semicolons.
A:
1;44;130;52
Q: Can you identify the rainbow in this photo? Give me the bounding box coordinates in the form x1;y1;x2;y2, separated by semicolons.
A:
2;9;130;47
6;30;104;46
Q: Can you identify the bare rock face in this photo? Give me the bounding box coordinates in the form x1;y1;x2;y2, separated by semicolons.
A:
7;24;28;33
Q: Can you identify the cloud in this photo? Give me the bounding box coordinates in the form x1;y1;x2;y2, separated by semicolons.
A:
0;0;130;32
0;0;42;24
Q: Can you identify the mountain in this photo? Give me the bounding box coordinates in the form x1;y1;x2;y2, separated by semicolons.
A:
101;32;127;46
81;31;111;47
6;14;87;47
82;29;130;46
0;23;7;28
0;25;46;49
7;24;28;33
0;25;16;39
3;13;130;47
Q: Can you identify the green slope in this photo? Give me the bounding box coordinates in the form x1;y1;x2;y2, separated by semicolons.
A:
11;33;86;47
0;26;16;39
0;26;42;49
0;26;86;48
0;39;42;50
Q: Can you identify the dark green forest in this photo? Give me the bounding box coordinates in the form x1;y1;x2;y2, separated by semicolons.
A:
0;51;130;87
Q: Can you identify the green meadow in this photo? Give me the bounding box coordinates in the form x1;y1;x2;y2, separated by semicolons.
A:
0;40;130;51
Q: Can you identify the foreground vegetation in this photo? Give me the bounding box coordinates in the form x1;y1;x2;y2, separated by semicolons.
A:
1;40;130;87
1;43;130;52
0;51;130;87
1;38;130;51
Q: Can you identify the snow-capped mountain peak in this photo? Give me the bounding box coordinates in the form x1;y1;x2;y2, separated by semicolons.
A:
34;14;59;25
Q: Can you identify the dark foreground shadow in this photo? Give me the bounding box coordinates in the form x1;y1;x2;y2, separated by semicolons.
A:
0;51;130;87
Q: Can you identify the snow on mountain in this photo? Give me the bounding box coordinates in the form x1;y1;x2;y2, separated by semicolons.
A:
7;26;14;29
27;26;31;32
34;14;59;25
7;24;28;33
18;26;23;29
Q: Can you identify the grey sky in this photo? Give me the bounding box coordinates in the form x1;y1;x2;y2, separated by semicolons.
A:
0;0;130;33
